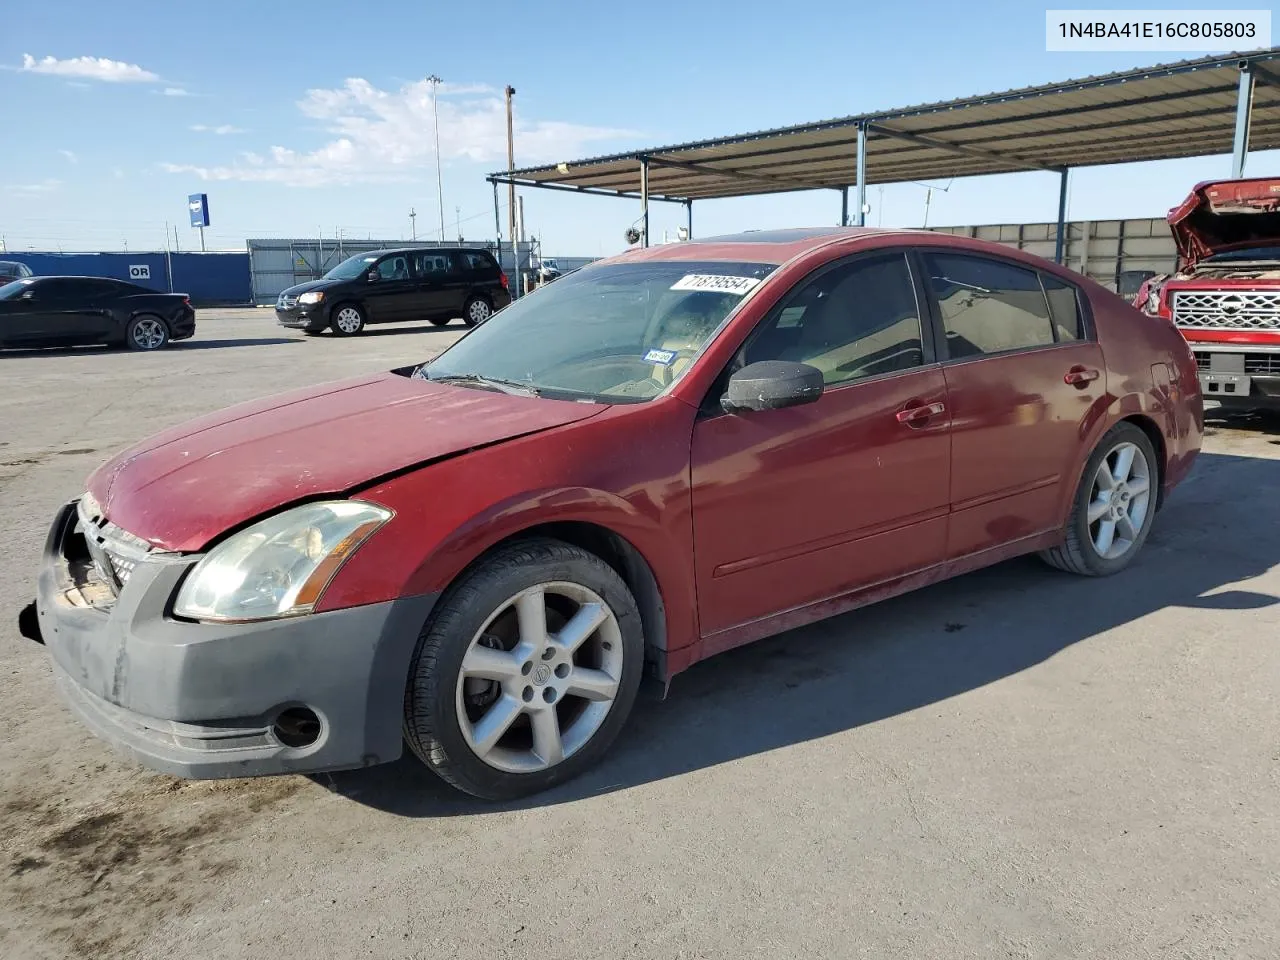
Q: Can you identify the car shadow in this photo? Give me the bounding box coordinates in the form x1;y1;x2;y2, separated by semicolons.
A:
1203;404;1280;437
0;337;299;358
318;450;1280;817
354;322;466;337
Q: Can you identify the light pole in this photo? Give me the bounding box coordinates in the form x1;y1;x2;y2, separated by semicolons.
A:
427;74;445;241
409;207;417;241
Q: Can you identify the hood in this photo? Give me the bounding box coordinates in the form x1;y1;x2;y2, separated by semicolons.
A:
87;373;606;551
1168;178;1280;266
280;277;347;297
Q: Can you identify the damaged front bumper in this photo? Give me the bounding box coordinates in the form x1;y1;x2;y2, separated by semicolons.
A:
29;499;435;779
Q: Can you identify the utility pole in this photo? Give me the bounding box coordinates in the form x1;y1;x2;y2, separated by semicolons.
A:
409;207;417;241
505;84;517;295
456;206;461;241
427;75;445;240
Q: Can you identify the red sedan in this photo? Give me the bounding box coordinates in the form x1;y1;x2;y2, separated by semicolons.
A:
27;227;1203;800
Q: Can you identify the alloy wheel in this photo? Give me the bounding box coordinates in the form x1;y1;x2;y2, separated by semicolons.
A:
468;299;492;324
1086;441;1152;560
454;582;624;774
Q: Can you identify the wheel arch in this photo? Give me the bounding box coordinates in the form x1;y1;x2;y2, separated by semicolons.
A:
450;520;669;679
1119;412;1167;509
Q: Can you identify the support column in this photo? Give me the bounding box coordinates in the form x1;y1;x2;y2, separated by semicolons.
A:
1054;169;1069;265
854;123;868;227
640;159;650;248
1232;63;1254;179
685;199;693;239
491;179;501;249
841;187;849;227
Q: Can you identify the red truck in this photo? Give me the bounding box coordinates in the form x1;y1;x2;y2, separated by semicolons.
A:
1135;177;1280;412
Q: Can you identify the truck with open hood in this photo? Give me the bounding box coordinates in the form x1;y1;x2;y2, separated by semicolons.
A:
1134;177;1280;411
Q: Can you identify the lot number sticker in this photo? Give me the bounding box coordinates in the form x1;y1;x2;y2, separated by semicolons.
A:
670;274;761;296
129;264;151;280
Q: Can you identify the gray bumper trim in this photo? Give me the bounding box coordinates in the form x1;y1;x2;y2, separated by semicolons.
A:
36;499;437;779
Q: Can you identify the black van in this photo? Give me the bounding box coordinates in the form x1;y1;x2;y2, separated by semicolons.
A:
275;247;511;336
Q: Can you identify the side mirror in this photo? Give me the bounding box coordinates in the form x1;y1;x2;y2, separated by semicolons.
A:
721;360;824;414
367;271;380;283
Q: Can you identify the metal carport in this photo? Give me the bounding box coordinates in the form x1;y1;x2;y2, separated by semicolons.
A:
488;49;1280;264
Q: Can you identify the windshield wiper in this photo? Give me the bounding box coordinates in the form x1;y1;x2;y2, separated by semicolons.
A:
427;372;541;397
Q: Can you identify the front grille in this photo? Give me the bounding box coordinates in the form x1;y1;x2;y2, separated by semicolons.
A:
277;295;298;309
1244;353;1280;375
1172;290;1280;331
77;498;155;596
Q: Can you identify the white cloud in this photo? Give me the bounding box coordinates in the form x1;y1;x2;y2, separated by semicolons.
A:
191;124;246;135
162;77;634;187
20;53;159;83
59;149;78;163
163;87;191;96
11;179;63;195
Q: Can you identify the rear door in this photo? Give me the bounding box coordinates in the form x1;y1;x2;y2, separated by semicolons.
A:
919;251;1106;558
411;251;459;319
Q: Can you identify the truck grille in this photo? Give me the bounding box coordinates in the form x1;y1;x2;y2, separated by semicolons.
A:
77;498;155;595
1172;290;1280;331
277;294;298;309
1244;353;1280;375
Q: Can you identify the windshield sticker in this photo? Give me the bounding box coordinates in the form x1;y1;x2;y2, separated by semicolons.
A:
644;348;678;366
670;274;762;296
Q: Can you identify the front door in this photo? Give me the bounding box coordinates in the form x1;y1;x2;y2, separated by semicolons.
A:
690;251;952;640
364;254;416;323
918;251;1107;557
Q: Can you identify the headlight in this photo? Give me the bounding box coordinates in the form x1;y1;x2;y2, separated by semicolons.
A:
174;501;391;622
298;291;325;305
1145;285;1162;313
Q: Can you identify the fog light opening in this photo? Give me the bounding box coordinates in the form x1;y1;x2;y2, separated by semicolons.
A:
272;707;322;748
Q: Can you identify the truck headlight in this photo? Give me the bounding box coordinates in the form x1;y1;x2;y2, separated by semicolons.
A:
1145;286;1161;313
173;501;391;622
298;291;325;305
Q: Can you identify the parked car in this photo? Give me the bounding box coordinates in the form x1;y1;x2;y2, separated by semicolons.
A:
0;260;35;284
536;258;563;282
1134;177;1280;411
0;276;195;351
274;247;511;335
24;227;1202;800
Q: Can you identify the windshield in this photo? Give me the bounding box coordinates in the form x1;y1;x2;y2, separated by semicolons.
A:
0;261;32;278
0;279;34;300
423;260;777;402
1202;245;1280;263
323;253;380;280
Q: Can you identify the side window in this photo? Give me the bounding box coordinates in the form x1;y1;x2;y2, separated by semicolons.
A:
376;256;411;281
35;280;79;300
738;253;925;387
1041;273;1082;342
412;252;451;278
923;253;1055;358
460;251;495;273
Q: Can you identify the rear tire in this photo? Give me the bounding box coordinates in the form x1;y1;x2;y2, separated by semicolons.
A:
126;315;170;351
403;537;644;801
1040;422;1158;576
330;303;365;336
462;296;493;328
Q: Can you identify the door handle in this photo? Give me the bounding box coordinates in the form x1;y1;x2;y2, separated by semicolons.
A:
896;401;946;424
1064;366;1100;387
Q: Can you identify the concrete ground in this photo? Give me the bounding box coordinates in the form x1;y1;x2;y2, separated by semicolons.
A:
1;308;1277;960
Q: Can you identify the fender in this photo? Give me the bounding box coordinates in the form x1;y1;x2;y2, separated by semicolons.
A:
317;397;701;655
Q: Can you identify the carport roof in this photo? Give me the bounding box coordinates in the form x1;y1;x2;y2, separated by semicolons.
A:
489;49;1280;203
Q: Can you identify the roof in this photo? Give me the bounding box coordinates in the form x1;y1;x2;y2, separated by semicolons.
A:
491;50;1280;202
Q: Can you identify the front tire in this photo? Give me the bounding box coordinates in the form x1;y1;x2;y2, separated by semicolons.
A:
403;538;644;801
126;314;170;351
428;317;451;327
330;303;366;336
462;296;492;328
1040;422;1158;576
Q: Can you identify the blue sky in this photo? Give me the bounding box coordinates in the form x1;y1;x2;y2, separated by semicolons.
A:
2;0;1275;255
